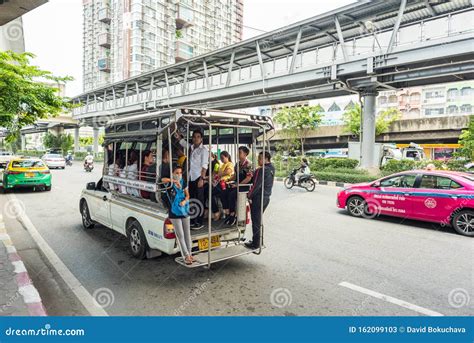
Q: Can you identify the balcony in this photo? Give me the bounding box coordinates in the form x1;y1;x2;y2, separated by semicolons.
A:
175;40;193;62
176;5;193;29
98;58;111;72
98;33;111;48
98;8;111;24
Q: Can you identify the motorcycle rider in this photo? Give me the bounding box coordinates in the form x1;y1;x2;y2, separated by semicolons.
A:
66;151;74;165
295;158;310;183
84;153;94;170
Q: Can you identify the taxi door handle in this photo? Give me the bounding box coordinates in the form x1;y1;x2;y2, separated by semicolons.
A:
450;195;458;199
404;193;411;196
102;196;108;201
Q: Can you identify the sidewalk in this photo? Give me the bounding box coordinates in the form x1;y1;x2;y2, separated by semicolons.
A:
0;214;46;316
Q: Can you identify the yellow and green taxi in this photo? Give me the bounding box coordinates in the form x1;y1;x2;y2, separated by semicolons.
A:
1;158;51;192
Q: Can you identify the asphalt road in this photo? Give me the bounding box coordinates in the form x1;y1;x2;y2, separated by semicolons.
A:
2;163;473;316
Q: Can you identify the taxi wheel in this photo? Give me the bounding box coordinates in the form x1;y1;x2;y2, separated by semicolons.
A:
127;220;148;259
452;210;474;237
346;196;367;218
45;186;51;191
80;200;95;229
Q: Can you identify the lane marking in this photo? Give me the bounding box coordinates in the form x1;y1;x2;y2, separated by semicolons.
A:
6;193;108;316
339;281;444;316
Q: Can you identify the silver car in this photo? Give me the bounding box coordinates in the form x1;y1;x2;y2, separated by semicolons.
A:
41;153;66;169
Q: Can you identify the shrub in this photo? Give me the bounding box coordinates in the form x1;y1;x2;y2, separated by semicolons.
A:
17;150;46;158
314;171;377;184
381;159;417;173
446;159;468;172
311;158;359;171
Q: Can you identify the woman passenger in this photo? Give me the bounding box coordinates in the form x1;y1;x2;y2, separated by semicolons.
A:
126;150;140;197
211;151;234;221
161;166;195;265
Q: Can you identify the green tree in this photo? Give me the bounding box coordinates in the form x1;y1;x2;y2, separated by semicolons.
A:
43;132;73;154
274;105;323;154
343;104;401;137
79;136;93;147
456;115;474;160
0;51;72;143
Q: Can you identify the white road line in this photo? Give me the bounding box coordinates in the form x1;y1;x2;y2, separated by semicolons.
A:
339;281;444;316
6;193;108;316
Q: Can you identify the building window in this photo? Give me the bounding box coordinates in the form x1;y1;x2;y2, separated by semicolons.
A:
461;87;473;97
344;100;355;110
446;105;458;114
378;96;387;106
424;89;445;99
409;92;421;103
388;95;398;104
460;104;472;114
424;108;445;116
328;102;341;112
447;88;459;101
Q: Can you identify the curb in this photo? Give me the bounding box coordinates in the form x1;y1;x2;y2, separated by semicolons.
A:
0;215;47;316
275;177;350;188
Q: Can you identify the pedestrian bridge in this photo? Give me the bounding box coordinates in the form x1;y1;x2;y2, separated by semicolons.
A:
72;0;474;123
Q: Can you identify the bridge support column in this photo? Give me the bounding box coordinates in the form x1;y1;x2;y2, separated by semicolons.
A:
74;127;80;153
21;134;26;151
93;127;99;156
360;90;378;171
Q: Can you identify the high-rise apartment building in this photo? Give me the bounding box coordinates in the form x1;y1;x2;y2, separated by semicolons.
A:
83;0;244;92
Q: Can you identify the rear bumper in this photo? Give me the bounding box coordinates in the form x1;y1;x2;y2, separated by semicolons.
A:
46;162;65;168
4;175;51;188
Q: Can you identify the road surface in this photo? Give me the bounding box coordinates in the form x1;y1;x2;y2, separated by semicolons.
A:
1;163;472;316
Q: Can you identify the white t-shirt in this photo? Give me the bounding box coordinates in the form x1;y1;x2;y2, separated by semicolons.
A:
179;140;209;181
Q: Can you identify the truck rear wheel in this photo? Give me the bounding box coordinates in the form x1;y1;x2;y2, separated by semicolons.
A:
127;220;148;259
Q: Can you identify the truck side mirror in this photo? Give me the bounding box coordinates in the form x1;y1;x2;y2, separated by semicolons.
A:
86;182;96;190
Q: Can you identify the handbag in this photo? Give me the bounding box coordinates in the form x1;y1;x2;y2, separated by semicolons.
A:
170;180;189;217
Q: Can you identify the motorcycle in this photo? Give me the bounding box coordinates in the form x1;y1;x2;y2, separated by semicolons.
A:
66;155;73;166
84;161;94;172
284;168;316;192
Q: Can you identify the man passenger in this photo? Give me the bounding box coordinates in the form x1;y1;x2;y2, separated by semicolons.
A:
246;151;274;249
140;150;155;199
176;129;209;229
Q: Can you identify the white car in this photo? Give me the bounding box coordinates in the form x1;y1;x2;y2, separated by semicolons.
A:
41;153;66;169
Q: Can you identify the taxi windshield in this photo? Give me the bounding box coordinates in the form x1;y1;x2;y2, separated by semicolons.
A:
11;160;45;168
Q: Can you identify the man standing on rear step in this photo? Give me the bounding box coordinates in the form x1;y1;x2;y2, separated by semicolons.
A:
245;151;274;249
176;129;209;230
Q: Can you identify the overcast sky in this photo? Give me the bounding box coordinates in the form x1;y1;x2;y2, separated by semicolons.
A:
22;0;355;97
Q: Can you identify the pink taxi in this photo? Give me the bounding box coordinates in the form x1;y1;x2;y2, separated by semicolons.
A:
337;170;474;237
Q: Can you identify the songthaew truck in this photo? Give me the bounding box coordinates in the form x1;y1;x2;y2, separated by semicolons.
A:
348;142;426;167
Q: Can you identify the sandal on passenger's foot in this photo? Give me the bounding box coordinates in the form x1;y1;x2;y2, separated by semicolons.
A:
185;256;193;265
